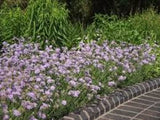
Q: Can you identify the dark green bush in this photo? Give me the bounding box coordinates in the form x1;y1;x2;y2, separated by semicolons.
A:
59;0;160;24
25;0;69;47
84;9;160;45
60;0;93;24
0;0;84;48
1;0;160;25
2;0;29;9
0;5;27;45
92;0;160;16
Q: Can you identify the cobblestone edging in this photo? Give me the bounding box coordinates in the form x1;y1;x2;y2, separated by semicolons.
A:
60;78;160;120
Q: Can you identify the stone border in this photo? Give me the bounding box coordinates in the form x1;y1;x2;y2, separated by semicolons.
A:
60;78;160;120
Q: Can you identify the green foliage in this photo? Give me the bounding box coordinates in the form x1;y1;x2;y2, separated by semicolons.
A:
60;0;93;24
85;9;160;45
0;0;83;48
1;0;160;25
2;0;29;9
118;59;160;88
1;2;160;118
25;0;69;47
118;43;160;88
59;0;160;24
129;9;160;44
0;5;27;45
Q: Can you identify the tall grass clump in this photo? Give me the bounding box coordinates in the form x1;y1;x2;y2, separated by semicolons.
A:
25;0;67;47
0;4;27;46
0;0;83;48
85;9;160;45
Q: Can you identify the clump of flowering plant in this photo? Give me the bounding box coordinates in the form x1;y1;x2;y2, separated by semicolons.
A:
0;38;156;119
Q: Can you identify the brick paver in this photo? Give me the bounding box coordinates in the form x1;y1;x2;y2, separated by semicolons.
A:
96;88;160;120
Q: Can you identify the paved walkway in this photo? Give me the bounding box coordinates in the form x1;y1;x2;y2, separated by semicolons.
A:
96;88;160;120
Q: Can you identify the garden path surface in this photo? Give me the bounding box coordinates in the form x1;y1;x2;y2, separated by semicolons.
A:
96;87;160;120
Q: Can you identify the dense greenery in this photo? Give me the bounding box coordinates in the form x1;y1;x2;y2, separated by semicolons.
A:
0;0;160;119
1;39;160;119
0;0;160;48
1;0;160;24
85;9;160;45
1;2;160;48
0;0;83;48
61;0;160;24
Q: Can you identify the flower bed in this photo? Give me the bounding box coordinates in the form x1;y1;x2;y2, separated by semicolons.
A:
0;39;157;120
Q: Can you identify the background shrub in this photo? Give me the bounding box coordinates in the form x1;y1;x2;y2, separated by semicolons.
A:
84;9;160;45
1;0;160;25
0;0;160;119
0;4;27;46
60;0;93;25
0;0;160;48
60;0;160;24
0;0;83;48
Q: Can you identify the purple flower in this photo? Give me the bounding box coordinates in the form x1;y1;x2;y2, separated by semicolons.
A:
45;90;51;96
35;68;40;74
118;76;126;81
68;90;80;97
13;110;21;116
2;104;8;114
40;103;50;110
22;101;37;110
50;86;55;91
0;38;156;119
36;77;41;82
7;94;13;100
142;60;149;64
47;78;54;83
61;100;67;105
30;116;38;120
91;85;100;91
108;81;116;87
3;114;9;120
38;112;46;119
69;80;77;87
27;92;36;100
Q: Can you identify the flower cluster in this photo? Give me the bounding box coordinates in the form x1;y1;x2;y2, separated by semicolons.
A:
0;39;156;119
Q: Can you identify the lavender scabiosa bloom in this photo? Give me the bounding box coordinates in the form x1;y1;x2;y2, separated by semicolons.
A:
38;111;46;119
142;59;149;64
27;92;37;100
61;100;67;105
78;78;85;83
40;103;50;110
35;68;40;74
22;101;37;110
45;90;52;96
68;90;80;97
13;110;21;116
36;77;41;82
0;39;156;119
50;86;55;91
118;76;126;81
2;104;8;114
30;116;38;120
69;80;77;87
108;81;116;87
3;114;9;120
90;85;100;91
